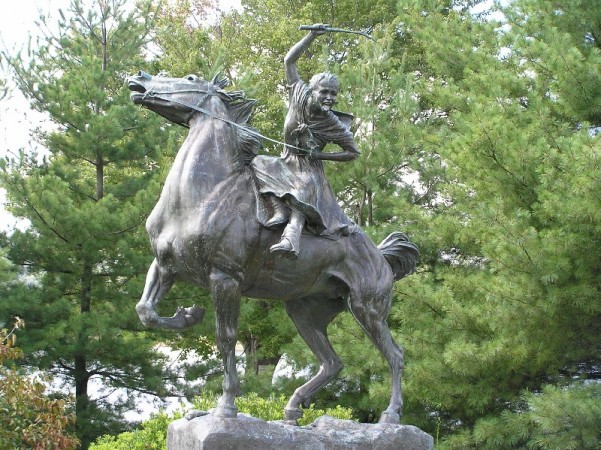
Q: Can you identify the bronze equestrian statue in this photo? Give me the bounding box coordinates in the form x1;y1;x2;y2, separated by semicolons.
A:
128;25;418;424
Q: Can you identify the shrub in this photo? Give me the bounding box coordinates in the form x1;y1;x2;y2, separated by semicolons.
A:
90;412;176;450
91;391;355;449
194;391;354;425
0;319;79;450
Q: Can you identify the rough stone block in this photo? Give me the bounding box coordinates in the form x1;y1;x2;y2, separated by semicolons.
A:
167;414;434;450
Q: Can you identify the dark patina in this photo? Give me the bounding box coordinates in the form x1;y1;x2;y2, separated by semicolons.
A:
128;27;418;424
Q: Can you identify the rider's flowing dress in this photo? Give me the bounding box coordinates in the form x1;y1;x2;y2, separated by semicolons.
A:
252;80;359;237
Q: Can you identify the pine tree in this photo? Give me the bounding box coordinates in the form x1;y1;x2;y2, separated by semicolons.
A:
0;1;187;446
384;0;601;447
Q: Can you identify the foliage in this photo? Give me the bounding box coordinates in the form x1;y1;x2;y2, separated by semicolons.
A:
238;301;297;374
90;392;354;449
387;0;601;447
194;391;354;425
517;384;601;450
443;383;601;450
0;318;79;450
90;412;175;450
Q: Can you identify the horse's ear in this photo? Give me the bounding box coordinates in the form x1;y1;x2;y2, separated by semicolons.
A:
211;73;230;89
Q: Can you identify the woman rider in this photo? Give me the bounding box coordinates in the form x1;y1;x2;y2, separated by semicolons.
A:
252;25;360;258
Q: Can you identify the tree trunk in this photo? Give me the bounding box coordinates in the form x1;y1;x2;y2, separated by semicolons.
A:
243;335;259;375
367;188;373;226
75;260;93;448
96;155;104;200
356;187;366;226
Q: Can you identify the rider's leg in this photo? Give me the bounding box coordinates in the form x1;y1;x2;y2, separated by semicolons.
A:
270;209;305;258
264;194;289;228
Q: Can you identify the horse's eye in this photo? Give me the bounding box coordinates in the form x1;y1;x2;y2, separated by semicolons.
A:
185;75;197;81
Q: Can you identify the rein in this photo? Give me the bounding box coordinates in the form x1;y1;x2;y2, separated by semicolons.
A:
143;86;310;154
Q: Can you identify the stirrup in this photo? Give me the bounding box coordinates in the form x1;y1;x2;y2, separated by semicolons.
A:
270;238;299;259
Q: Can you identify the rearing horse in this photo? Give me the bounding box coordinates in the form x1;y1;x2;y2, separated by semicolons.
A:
128;71;419;424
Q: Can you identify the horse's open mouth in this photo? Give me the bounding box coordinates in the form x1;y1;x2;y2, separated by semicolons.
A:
128;81;147;103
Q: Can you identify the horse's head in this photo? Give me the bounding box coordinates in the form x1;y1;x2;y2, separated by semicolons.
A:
129;71;261;166
128;71;228;127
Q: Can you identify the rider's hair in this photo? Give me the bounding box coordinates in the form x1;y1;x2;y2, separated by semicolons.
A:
309;72;340;91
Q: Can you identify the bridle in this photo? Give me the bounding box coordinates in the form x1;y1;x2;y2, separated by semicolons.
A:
142;85;224;128
141;83;310;154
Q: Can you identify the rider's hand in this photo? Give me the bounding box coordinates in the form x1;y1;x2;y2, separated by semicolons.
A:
308;150;321;161
311;24;329;36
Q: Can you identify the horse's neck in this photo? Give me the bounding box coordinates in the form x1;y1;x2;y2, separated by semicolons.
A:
166;110;239;206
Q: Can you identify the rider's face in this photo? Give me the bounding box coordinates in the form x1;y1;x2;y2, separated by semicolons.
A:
312;80;338;112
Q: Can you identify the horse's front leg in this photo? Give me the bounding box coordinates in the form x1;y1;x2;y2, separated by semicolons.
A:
136;259;174;327
210;268;241;418
136;259;205;330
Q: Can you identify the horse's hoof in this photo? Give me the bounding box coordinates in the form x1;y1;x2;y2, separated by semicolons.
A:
184;305;205;325
282;419;300;426
136;304;160;328
378;410;401;424
213;404;238;418
284;407;303;422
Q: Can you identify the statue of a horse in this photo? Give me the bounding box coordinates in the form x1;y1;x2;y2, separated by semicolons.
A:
128;71;419;424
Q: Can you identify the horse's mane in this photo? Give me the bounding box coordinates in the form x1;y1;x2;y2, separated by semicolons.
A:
211;74;262;168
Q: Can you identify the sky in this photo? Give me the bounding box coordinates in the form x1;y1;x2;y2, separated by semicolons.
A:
0;0;72;231
1;0;72;139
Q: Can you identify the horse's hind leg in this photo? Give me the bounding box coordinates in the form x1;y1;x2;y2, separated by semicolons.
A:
136;259;204;330
348;289;404;424
283;296;346;422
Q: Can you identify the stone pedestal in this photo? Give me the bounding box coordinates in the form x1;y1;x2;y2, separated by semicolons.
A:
167;414;434;450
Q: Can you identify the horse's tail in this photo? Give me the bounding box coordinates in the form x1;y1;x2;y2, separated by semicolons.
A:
378;232;419;281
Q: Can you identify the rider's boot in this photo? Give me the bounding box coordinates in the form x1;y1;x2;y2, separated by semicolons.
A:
264;194;289;228
270;210;304;259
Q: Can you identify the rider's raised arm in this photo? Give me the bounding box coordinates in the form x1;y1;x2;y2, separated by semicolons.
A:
284;25;327;84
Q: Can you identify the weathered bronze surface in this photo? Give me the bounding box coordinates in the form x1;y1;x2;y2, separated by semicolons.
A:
128;26;418;424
